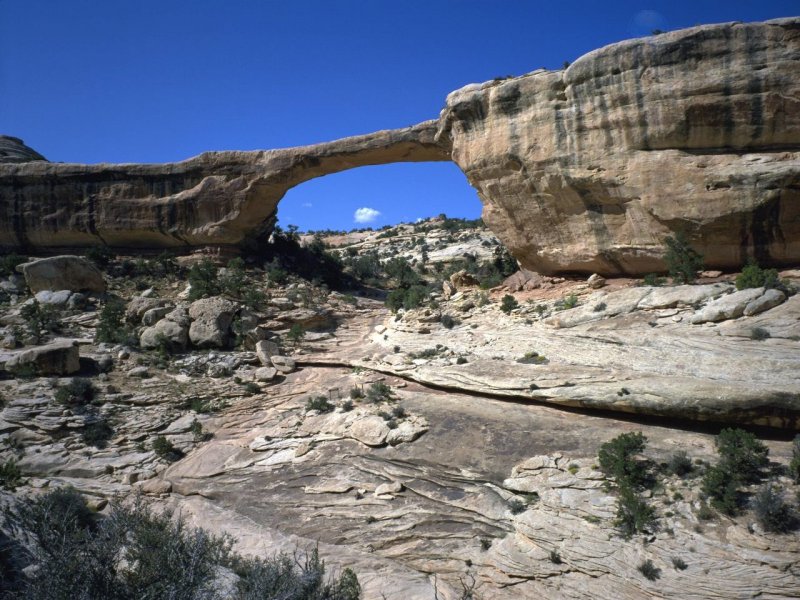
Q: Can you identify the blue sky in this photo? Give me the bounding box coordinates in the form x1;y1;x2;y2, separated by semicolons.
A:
1;1;796;231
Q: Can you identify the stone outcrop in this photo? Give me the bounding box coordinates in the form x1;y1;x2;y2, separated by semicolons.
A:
0;136;46;164
1;19;799;275
18;255;106;293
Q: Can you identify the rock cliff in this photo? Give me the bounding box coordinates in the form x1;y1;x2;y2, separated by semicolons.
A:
1;18;799;275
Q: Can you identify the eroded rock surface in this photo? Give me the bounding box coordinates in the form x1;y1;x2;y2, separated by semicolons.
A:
2;19;799;275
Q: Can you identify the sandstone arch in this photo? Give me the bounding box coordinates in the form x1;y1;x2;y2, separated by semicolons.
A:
1;18;799;275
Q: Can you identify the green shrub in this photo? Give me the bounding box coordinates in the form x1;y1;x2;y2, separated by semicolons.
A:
81;419;113;448
642;273;666;286
751;482;797;533
0;253;26;277
349;386;364;400
366;382;394;403
598;432;649;489
750;327;771;341
95;297;129;344
671;556;688;570
54;378;96;406
306;395;334;413
702;464;741;515
152;435;181;461
219;257;247;297
440;314;457;329
0;459;22;490
667;451;693;477
637;559;661;581
286;323;305;345
508;498;527;515
20;300;60;344
614;485;657;538
715;428;769;484
242;382;261;395
386;285;429;312
84;245;116;268
789;435;800;483
664;232;703;284
187;258;220;300
736;261;780;290
341;400;354;412
561;294;578;310
500;294;519;314
549;550;562;564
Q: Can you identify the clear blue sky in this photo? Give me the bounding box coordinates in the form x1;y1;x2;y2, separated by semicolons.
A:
1;1;796;231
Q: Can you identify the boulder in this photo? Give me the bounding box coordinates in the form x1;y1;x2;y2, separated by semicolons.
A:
348;416;390;447
690;288;765;324
125;296;169;323
188;297;238;348
442;280;456;299
255;340;281;366
374;480;404;497
270;355;296;374
587;274;606;289
503;270;545;292
3;340;80;375
140;318;189;352
34;290;72;306
254;366;278;382
18;256;106;293
743;289;786;316
142;306;172;326
450;270;479;290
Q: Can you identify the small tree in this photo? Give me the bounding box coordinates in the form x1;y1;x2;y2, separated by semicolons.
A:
500;294;519;314
187;258;219;300
736;260;780;290
751;482;797;533
598;432;649;489
20;300;60;344
287;323;305;345
95;297;128;343
664;232;703;284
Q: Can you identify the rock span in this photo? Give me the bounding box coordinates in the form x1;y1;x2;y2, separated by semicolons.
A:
1;18;799;275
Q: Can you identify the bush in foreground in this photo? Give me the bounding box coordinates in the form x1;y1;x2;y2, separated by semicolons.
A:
4;488;361;599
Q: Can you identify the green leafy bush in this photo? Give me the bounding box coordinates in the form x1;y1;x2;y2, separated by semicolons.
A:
500;294;519;314
598;432;649;489
84;245;116;268
751;482;797;533
54;378;96;406
95;297;129;344
667;451;693;477
81;419;114;448
642;273;666;286
637;559;661;581
152;435;181;461
366;382;394;403
20;300;61;344
0;253;27;277
736;260;779;290
306;395;334;413
286;323;306;345
349;386;364;400
714;428;769;484
0;459;22;490
614;485;657;538
187;258;220;300
664;232;703;284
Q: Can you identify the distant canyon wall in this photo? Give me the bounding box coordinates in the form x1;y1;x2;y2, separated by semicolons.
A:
1;17;798;275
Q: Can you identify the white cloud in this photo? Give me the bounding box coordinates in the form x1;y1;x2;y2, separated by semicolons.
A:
354;207;381;224
302;202;313;208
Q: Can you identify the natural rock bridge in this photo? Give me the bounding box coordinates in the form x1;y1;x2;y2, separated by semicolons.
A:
1;17;799;275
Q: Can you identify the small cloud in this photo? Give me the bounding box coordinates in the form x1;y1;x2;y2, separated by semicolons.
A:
301;202;313;208
354;207;381;224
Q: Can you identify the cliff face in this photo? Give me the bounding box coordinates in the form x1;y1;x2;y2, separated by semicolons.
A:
2;18;799;274
441;18;800;274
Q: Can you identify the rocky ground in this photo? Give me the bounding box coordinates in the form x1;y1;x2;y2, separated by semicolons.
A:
1;221;799;599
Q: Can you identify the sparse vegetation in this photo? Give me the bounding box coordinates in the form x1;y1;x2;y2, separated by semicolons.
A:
664;232;704;284
81;418;114;448
500;294;519;314
0;253;27;277
637;559;661;581
667;451;693;477
671;556;688;571
54;378;96;406
549;550;562;564
750;327;771;341
366;382;394;403
615;485;657;538
789;434;800;483
736;260;780;290
751;482;797;533
306;395;335;413
0;459;22;490
598;432;649;489
286;323;306;345
95;297;130;344
152;435;182;461
20;300;61;343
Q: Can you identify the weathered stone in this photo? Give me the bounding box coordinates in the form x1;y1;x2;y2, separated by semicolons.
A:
255;340;281;366
449;270;479;290
254;366;277;382
140;318;189;352
587;274;606;289
34;290;72;305
374;480;404;497
503;270;544;292
18;256;106;293
3;340;80;375
125;296;168;323
142;306;172;326
690;288;765;324
348;416;390;447
743;288;786;316
188;297;238;348
269;355;296;374
0;135;46;163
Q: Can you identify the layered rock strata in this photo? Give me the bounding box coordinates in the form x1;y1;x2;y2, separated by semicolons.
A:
1;18;799;275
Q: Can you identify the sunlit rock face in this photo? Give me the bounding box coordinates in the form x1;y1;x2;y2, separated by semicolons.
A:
440;18;800;275
1;19;799;275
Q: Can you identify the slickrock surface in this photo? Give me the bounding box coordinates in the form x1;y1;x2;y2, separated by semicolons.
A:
2;19;799;275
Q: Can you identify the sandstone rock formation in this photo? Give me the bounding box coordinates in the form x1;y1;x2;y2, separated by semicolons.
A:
1;19;798;276
18;255;107;293
0;135;46;163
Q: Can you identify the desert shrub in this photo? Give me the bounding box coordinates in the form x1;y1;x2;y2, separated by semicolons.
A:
95;297;129;344
736;261;780;290
751;483;797;533
84;245;116;268
517;351;547;365
341;400;354;412
366;382;394;403
306;395;334;413
508;498;526;515
152;435;181;461
664;232;703;284
500;294;519;314
593;302;607;312
750;327;771;341
456;356;468;365
637;559;661;581
81;419;113;448
0;253;26;277
54;378;96;406
667;451;693;477
349;386;364;400
286;323;306;345
642;273;666;286
615;485;657;538
0;460;22;490
598;432;650;489
715;428;769;484
671;556;688;570
219;257;248;297
789;435;800;483
242;382;261;395
561;294;578;310
187;258;220;300
440;314;457;329
391;406;406;419
241;287;266;310
702;464;741;515
549;550;562;564
386;285;429;312
20;300;61;343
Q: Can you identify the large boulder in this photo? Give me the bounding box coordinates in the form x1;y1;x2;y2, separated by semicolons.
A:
0;135;47;163
3;340;80;375
188;297;238;349
139;307;189;351
690;288;766;324
18;256;106;293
